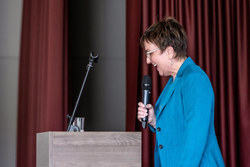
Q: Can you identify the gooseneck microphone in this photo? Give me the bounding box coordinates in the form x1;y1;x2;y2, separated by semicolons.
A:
67;52;99;132
142;75;152;129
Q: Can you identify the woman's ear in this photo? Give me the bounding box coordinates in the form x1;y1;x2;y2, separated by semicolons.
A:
166;46;175;59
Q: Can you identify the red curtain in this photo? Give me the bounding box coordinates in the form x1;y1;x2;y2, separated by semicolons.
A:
17;0;68;167
126;0;250;167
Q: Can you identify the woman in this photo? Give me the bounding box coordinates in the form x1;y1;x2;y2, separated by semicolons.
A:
137;17;225;167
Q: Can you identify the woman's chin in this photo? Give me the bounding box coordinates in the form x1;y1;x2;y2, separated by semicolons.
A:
158;70;163;76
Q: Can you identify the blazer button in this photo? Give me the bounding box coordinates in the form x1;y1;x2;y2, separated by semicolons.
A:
159;145;163;149
157;127;161;132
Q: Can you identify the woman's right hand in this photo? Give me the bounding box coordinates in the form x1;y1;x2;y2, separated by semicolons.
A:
137;102;156;128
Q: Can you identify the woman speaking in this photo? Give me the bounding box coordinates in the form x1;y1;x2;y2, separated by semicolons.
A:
137;17;225;167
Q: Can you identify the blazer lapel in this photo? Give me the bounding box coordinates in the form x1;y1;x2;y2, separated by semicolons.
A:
155;57;194;118
156;77;179;118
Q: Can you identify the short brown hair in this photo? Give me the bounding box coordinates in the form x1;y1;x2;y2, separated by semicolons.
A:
140;17;187;59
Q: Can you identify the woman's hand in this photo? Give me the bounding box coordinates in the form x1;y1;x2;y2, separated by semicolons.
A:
137;102;156;128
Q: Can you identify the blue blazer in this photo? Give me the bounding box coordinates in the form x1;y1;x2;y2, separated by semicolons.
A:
149;57;225;167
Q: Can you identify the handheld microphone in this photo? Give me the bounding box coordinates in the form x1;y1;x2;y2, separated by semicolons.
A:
141;75;152;129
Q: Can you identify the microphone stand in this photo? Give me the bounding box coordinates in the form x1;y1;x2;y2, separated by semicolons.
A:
67;52;99;132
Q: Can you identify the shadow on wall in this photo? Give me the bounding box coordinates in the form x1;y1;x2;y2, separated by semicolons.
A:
68;0;126;131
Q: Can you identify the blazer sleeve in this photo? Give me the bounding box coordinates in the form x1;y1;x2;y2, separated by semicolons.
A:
148;124;156;132
180;72;214;166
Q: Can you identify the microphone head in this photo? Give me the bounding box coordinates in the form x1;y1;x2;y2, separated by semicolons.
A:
89;52;99;63
142;75;152;90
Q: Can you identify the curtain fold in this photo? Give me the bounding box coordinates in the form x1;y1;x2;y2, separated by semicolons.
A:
17;0;68;166
126;0;250;166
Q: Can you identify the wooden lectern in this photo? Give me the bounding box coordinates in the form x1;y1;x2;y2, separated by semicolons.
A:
37;132;141;167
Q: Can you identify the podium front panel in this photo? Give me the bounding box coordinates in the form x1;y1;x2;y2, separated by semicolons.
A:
37;132;141;167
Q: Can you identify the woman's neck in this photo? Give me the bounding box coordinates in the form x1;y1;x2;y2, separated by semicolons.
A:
171;57;186;81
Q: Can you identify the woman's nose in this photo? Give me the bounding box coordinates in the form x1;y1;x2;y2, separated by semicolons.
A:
146;58;151;64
